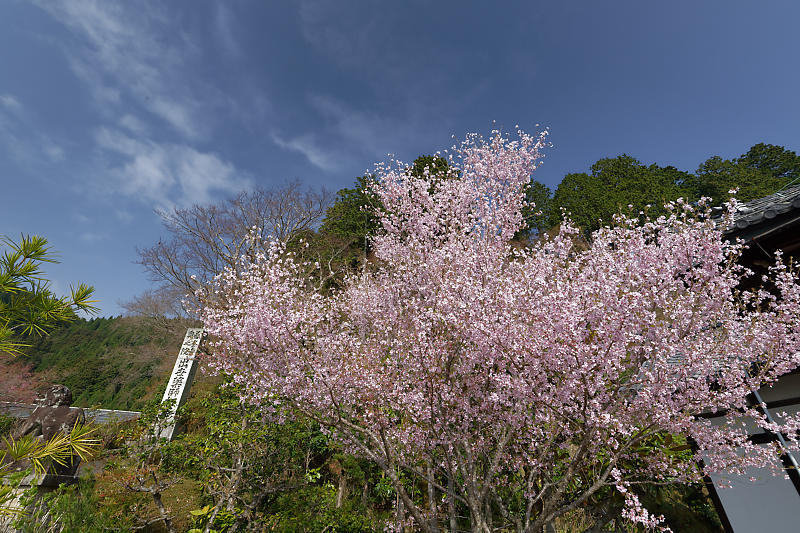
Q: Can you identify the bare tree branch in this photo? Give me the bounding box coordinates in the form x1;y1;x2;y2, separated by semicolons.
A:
128;180;332;317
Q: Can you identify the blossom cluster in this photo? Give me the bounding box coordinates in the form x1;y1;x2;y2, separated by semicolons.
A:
202;129;800;531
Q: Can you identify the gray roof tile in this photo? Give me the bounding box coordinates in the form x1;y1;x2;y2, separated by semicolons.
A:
716;183;800;234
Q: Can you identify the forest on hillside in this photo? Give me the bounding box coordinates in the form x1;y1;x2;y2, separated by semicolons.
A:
1;317;185;410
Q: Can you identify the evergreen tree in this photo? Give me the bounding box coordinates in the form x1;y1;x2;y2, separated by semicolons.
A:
0;235;97;356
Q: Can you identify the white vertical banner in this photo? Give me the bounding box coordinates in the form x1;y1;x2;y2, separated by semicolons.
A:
160;328;204;440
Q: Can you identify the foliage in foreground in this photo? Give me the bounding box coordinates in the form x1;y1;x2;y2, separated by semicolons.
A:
203;129;800;532
9;382;391;532
1;423;100;517
5;379;723;531
0;234;97;356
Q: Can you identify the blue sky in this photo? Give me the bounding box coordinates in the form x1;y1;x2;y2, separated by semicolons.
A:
1;1;799;316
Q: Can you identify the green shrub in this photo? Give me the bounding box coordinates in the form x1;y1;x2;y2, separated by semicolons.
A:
0;414;15;437
13;477;133;533
639;484;723;532
263;485;380;532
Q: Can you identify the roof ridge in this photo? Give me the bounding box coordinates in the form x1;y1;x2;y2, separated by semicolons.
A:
721;183;800;233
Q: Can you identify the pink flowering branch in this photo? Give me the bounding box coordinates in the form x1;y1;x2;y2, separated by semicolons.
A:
202;129;800;532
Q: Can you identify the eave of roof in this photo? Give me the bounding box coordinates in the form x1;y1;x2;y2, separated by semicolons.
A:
715;183;800;238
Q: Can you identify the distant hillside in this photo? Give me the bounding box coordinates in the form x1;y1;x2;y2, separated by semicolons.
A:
0;317;191;410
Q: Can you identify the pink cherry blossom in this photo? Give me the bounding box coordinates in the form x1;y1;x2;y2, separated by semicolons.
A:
202;129;800;532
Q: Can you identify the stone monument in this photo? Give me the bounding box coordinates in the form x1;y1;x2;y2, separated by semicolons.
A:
159;328;204;440
11;384;86;483
0;385;86;530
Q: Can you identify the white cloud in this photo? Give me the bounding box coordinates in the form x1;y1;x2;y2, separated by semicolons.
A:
298;0;381;71
308;95;391;156
80;231;107;243
215;4;240;58
0;94;23;114
42;141;65;161
271;131;341;172
95;128;252;209
270;94;390;171
271;93;446;172
66;55;121;106
115;209;134;223
34;0;208;140
0;92;66;164
119;114;148;136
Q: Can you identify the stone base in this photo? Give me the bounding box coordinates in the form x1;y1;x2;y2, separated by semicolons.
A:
19;472;79;490
0;474;80;532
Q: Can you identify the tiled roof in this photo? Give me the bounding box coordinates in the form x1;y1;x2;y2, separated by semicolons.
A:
718;183;800;234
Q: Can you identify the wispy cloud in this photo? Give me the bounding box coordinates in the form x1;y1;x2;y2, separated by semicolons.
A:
34;0;211;140
66;55;121;106
94;128;252;209
295;0;484;151
30;1;257;212
119;114;148;136
298;0;382;72
0;94;23;114
271;131;341;172
79;231;108;243
215;4;240;58
308;95;395;157
0;92;65;164
297;0;453;90
73;213;92;224
42;141;65;161
114;209;134;223
272;93;449;172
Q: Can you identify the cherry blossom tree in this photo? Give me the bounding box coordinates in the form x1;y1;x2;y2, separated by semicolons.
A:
202;130;800;532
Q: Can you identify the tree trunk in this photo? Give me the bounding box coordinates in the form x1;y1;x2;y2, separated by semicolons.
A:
427;462;439;532
336;474;347;508
396;492;405;532
448;473;458;533
151;490;176;533
362;480;369;510
470;513;492;533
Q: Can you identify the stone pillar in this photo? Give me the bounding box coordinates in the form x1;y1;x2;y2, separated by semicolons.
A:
159;328;204;440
